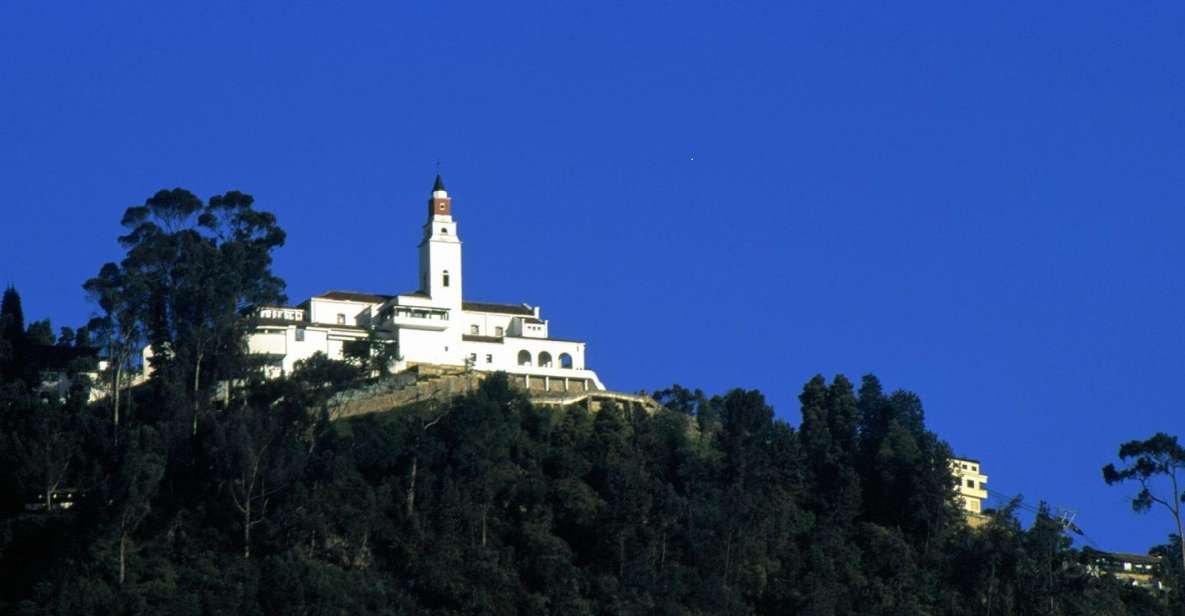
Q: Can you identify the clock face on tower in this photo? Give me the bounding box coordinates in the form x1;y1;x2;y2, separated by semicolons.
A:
429;197;450;216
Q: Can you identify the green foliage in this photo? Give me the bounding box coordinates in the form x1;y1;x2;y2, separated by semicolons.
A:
25;320;54;347
1;286;25;346
1103;433;1185;514
84;187;287;439
0;358;1173;614
1;286;29;383
0;192;1169;614
1103;432;1185;592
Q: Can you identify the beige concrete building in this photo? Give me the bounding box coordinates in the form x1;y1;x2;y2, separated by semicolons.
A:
951;457;989;527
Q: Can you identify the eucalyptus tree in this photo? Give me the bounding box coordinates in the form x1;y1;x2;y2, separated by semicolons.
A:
1104;432;1185;578
108;426;166;585
84;263;145;439
87;188;286;433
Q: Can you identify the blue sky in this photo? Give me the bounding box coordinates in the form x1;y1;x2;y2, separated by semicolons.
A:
2;1;1183;552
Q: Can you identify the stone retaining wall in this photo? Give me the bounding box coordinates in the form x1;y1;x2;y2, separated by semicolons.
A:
328;365;660;421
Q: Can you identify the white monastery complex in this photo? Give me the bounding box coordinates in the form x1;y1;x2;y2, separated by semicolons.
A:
245;176;605;394
125;175;993;519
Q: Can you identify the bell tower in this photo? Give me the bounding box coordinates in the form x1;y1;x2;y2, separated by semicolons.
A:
418;175;462;308
428;174;451;217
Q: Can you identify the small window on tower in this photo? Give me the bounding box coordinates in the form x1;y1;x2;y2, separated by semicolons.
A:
442;270;450;287
441;227;448;234
336;313;346;325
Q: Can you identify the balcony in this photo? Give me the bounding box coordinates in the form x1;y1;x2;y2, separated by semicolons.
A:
258;306;306;322
383;306;450;331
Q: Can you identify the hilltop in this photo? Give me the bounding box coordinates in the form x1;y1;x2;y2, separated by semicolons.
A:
0;187;1179;614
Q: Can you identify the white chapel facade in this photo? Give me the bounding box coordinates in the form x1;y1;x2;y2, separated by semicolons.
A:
245;176;605;392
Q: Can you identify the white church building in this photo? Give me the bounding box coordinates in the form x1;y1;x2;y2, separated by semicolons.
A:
245;176;605;392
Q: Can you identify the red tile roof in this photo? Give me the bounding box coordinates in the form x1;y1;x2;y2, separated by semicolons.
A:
256;318;367;332
316;290;394;303
462;301;534;316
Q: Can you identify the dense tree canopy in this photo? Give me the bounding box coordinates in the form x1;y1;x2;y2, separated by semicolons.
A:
2;359;1178;614
0;188;1178;614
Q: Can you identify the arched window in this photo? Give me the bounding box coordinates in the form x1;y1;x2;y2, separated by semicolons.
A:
442;270;450;287
517;350;532;366
440;227;448;234
538;351;553;368
559;353;573;369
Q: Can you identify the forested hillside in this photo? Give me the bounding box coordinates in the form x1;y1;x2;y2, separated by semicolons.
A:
0;189;1179;614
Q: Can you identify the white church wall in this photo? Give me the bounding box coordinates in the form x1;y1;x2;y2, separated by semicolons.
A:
390;294;438;309
248;331;287;356
507;316;549;338
281;326;327;373
471;336;586;371
460;311;515;337
308;298;375;326
247;325;367;375
398;327;464;367
459;337;602;390
326;338;343;359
